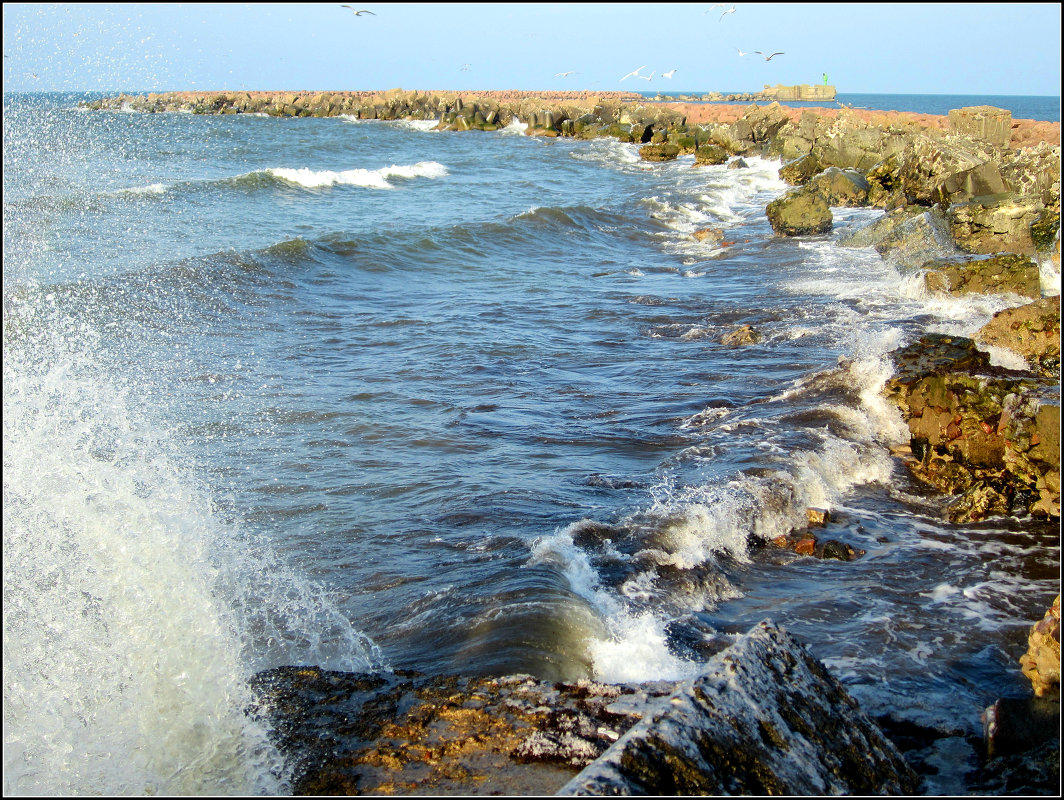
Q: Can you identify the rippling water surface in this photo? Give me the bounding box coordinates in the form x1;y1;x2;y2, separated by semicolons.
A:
4;92;1059;795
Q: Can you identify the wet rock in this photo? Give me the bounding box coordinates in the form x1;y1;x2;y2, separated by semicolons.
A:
779;153;822;185
806;507;831;527
921;253;1043;299
883;333;1059;522
559;621;919;796
693;143;729;166
837;206;962;271
691;227;725;244
726;157;749;170
249;667;677;796
720;324;762;345
982;696;1060;758
766;187;833;236
975;295;1061;377
1019;595;1061;700
639;143;681;162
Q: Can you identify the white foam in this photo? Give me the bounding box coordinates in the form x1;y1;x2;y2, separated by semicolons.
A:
528;526;705;682
266;160;448;189
3;301;381;795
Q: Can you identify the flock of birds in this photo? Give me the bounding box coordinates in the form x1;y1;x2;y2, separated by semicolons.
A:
338;5;785;85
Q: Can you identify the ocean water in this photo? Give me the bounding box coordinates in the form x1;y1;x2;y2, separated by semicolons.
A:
643;92;1061;123
3;91;1060;795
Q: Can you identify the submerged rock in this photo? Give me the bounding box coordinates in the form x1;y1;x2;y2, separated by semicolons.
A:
559;622;918;795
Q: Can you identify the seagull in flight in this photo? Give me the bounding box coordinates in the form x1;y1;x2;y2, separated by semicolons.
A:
554;71;576;78
340;6;375;15
755;51;784;61
638;71;655;81
662;69;677;79
705;3;727;12
719;5;736;21
737;48;749;57
619;65;648;81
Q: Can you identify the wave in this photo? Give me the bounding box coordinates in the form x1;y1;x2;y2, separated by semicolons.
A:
3;292;383;795
266;160;449;189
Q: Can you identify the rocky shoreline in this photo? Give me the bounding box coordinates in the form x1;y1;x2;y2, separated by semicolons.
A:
86;90;1060;793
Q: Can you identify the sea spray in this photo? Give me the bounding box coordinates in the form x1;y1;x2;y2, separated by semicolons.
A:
2;292;379;795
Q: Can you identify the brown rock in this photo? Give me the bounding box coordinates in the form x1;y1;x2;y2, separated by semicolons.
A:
692;227;725;243
765;187;833;236
976;295;1061;376
721;324;762;345
1020;595;1061;699
921;253;1042;299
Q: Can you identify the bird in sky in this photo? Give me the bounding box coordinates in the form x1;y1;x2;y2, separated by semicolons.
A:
737;48;749;57
340;6;375;15
460;63;471;71
719;5;736;21
619;65;648;81
554;71;576;78
662;69;677;79
755;51;784;61
705;3;727;12
638;71;655;82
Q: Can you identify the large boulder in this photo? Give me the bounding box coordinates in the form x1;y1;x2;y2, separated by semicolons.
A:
693;143;729;166
766;187;832;236
976;295;1061;376
640;143;681;162
731;102;790;147
921;253;1043;299
883;333;1060;522
838;206;962;271
778;153;822;186
559;622;918;796
808;166;870;207
948;105;1012;149
947;193;1047;255
897;136;1006;206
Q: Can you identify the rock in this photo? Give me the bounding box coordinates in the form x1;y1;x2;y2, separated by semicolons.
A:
898;136;1006;206
691;227;725;243
808;166;870;207
727;157;749;170
559;622;919;796
639;143;681;162
806;507;831;527
838;206;962;271
982;696;1060;758
948;106;1012;148
946;192;1047;255
249;667;677;796
693;144;729;166
921;253;1042;299
766;187;833;236
721;324;762;345
1019;595;1061;699
779;153;822;186
731;102;790;147
975;295;1061;376
883;333;1059;522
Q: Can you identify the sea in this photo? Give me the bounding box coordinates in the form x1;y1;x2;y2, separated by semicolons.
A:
3;91;1060;795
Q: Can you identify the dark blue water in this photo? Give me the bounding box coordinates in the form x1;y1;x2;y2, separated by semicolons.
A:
641;91;1061;122
4;91;1059;794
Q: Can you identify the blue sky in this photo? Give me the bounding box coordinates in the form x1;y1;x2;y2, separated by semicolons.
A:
3;3;1061;96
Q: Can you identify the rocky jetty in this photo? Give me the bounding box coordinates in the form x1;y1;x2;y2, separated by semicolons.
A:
250;621;918;796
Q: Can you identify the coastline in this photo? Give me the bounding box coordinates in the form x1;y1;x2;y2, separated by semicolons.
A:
76;89;1061;794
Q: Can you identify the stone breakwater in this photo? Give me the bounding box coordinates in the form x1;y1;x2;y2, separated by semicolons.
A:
90;89;1060;526
87;89;1061;792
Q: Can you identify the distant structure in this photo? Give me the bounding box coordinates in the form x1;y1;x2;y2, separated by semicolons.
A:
760;84;836;101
